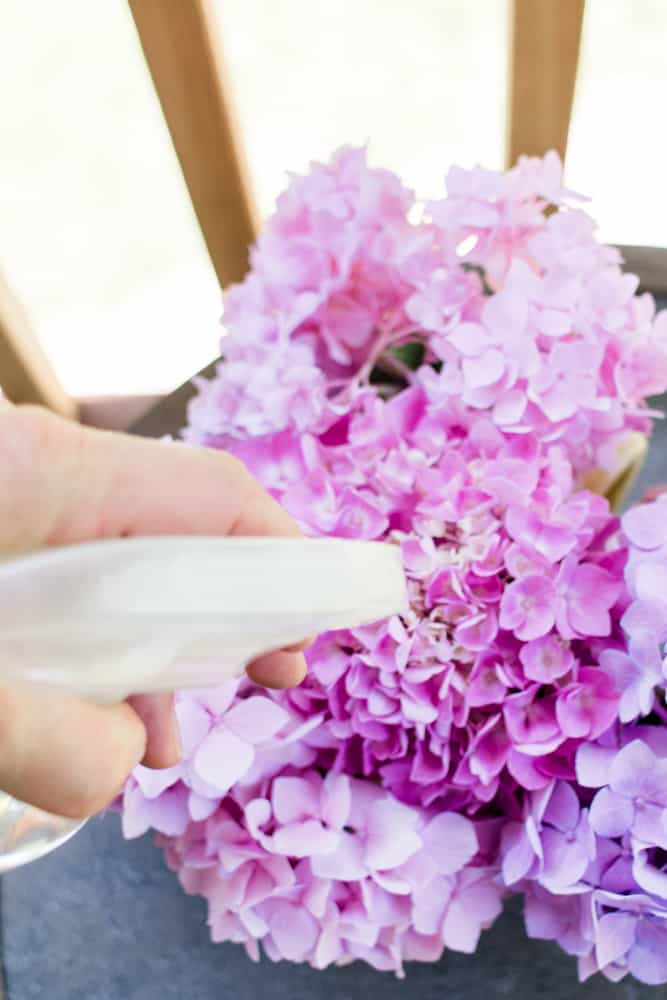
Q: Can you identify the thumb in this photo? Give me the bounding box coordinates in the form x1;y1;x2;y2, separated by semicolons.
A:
0;684;147;818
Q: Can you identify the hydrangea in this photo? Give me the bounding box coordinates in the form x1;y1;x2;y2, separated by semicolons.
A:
517;726;667;985
186;147;667;482
605;494;667;721
120;148;667;983
123;685;503;974
524;881;667;986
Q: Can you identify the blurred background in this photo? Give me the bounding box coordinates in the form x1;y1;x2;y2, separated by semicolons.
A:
1;0;666;399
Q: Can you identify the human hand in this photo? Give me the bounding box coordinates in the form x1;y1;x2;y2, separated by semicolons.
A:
0;404;309;817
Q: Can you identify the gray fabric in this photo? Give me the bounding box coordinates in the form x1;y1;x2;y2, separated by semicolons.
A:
2;324;666;999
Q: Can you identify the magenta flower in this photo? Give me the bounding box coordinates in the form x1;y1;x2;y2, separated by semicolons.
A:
503;688;562;752
499;575;557;640
117;147;667;983
505;506;578;564
555;557;622;640
519;634;576;683
555;668;619;741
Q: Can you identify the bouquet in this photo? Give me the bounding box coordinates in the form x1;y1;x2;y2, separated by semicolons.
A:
120;148;667;985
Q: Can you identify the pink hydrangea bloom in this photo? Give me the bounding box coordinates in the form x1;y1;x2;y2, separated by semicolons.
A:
119;148;667;983
132;713;503;974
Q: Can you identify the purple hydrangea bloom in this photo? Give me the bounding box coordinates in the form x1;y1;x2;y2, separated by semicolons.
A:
117;148;667;982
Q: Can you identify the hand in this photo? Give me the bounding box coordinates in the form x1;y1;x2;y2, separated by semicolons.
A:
0;404;309;818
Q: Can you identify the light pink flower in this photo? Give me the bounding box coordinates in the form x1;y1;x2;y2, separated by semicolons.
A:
118;146;667;983
499;575;557;640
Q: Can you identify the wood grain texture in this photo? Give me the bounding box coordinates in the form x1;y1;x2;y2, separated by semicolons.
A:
0;275;77;418
128;0;258;288
506;0;585;167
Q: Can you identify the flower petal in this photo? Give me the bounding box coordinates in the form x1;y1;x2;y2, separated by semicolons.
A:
193;725;255;793
421;812;478;875
589;787;634;838
224;696;290;743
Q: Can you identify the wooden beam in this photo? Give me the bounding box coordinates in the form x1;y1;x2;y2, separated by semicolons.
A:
0;274;77;419
128;0;259;288
506;0;585;168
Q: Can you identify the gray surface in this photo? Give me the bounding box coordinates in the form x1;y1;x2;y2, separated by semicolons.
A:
0;815;655;1000
628;393;667;506
3;307;666;1000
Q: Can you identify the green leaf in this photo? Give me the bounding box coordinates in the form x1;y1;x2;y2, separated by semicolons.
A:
389;341;425;370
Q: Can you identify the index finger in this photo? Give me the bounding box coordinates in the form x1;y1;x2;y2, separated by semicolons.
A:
0;406;301;548
0;407;309;694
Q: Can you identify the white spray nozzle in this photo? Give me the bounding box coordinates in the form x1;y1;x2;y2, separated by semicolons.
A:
0;536;407;703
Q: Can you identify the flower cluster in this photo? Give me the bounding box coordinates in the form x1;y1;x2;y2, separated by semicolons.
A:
513;726;667;985
129;692;502;974
605;492;667;720
496;496;667;984
277;417;627;817
121;149;667;984
187;147;667;481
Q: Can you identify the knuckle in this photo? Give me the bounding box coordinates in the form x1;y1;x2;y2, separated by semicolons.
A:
216;450;264;508
0;405;81;549
0;405;59;456
218;449;253;485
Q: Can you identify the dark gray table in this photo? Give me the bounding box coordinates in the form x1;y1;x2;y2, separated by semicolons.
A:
2;305;666;1000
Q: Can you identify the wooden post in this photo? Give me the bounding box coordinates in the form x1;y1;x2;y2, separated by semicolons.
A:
506;0;585;168
128;0;259;288
0;275;77;419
